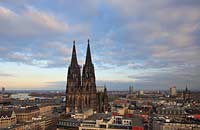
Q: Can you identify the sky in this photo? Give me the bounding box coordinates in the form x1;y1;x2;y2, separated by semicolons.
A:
0;0;200;91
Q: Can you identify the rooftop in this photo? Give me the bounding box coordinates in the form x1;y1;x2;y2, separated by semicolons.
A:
86;113;112;120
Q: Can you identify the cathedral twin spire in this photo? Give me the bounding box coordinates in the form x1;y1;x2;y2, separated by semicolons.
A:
66;39;97;113
85;39;92;66
66;39;109;113
70;40;78;67
70;39;93;68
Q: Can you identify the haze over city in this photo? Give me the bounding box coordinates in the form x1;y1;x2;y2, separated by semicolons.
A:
0;0;200;90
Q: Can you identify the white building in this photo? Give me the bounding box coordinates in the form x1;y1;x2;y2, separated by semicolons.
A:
170;86;177;96
79;114;132;130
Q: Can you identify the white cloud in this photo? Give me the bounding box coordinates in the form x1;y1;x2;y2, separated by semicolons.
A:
43;41;71;55
0;6;90;38
0;5;91;68
0;6;68;37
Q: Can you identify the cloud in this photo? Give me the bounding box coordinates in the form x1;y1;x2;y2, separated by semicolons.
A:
0;73;15;77
128;66;200;90
0;5;90;68
0;6;68;38
0;5;89;39
91;0;200;89
0;1;200;90
99;0;200;65
0;40;73;68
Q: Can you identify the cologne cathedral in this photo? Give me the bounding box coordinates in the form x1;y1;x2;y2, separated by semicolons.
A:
66;40;108;113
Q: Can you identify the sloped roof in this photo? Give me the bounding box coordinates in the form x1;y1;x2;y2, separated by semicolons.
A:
15;106;39;113
0;110;14;118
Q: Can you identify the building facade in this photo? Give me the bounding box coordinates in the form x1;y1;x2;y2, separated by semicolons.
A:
0;110;17;129
152;120;200;130
79;114;132;130
66;40;108;113
15;106;40;123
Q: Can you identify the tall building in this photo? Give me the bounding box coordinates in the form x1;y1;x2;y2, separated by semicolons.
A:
170;86;177;97
66;40;108;113
139;90;144;95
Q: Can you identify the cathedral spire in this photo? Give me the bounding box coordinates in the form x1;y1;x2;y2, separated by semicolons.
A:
85;39;92;65
70;40;78;67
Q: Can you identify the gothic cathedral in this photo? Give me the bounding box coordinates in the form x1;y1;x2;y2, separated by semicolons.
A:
66;40;108;113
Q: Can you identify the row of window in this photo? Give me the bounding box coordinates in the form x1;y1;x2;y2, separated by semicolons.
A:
59;121;79;127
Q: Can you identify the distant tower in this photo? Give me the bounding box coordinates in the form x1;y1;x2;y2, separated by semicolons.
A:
103;87;109;112
183;85;191;102
66;41;82;113
129;85;134;94
82;39;97;111
2;87;5;95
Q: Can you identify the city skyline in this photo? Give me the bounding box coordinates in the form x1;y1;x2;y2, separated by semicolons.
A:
0;0;200;90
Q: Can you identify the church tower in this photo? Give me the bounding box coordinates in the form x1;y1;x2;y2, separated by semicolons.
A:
82;39;97;111
66;39;108;113
66;41;82;113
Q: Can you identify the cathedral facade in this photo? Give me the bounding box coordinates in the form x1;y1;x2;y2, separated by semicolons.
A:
66;40;108;113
